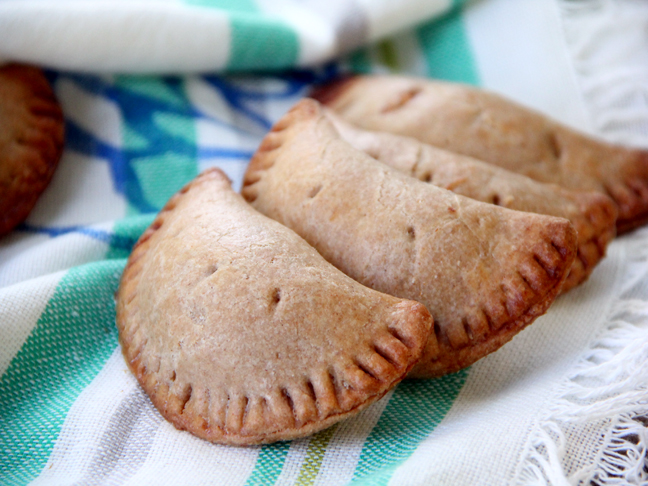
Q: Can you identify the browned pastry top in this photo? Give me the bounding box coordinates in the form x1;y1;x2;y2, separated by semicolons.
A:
116;168;432;445
313;75;648;234
0;63;64;236
243;99;577;378
325;110;617;293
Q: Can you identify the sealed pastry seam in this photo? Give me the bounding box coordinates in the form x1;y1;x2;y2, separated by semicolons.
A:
243;99;578;378
312;75;648;234
0;63;65;235
116;168;433;445
323;111;617;293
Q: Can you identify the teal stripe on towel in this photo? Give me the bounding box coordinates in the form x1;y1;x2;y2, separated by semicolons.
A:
228;14;299;71
417;6;480;85
0;261;125;486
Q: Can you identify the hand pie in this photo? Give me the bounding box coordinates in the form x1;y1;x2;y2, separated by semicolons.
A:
312;75;648;233
116;168;432;445
242;99;577;378
325;111;616;293
0;63;64;235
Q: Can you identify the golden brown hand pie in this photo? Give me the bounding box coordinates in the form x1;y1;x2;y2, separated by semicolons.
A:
242;99;577;378
0;63;64;236
325;111;616;292
116;168;432;445
312;75;648;234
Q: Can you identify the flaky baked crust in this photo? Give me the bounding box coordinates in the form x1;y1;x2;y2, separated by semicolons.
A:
312;75;647;234
242;99;577;378
0;63;64;236
325;111;617;292
116;168;432;445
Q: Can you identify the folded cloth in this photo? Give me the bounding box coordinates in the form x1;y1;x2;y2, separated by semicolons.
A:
0;0;461;73
1;1;648;485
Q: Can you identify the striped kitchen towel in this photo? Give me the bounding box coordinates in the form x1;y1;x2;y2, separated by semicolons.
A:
2;1;648;484
0;0;465;73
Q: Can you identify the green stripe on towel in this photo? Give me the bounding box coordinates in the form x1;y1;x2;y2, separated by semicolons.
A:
114;76;199;214
186;0;259;12
244;442;291;486
347;49;373;74
106;214;155;260
228;14;299;71
0;260;125;486
294;424;339;485
350;372;468;485
417;6;480;85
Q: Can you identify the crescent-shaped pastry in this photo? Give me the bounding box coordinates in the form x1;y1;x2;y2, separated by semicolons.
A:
312;75;648;233
324;111;616;292
0;63;64;235
116;168;432;445
242;99;578;378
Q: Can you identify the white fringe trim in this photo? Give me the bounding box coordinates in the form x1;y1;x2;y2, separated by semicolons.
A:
559;0;648;147
521;4;648;481
514;229;648;485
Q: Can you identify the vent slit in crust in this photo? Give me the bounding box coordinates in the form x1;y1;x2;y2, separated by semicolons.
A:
269;288;281;307
381;86;422;113
547;132;562;160
308;185;323;198
204;263;218;277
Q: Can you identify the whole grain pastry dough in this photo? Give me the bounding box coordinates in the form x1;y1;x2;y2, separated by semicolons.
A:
312;75;648;234
242;99;578;378
325;111;616;293
116;168;432;446
0;63;64;236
